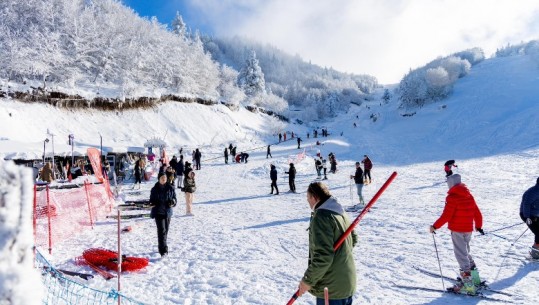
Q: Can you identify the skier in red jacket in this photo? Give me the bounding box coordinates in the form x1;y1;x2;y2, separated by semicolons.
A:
429;174;484;294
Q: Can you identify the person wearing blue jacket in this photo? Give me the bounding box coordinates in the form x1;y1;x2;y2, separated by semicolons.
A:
520;177;539;259
150;172;177;257
270;164;279;195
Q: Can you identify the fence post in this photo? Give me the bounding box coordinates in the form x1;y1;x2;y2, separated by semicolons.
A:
46;184;52;255
33;184;37;265
117;209;122;305
84;181;94;228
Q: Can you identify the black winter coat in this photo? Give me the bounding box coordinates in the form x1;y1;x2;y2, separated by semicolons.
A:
150;182;176;217
353;167;364;184
184;173;196;193
285;166;296;180
175;160;184;176
270;166;278;181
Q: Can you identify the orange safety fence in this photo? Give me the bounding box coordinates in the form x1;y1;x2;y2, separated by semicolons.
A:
34;181;114;254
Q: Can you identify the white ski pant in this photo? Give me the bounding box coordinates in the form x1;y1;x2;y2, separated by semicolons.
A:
451;231;475;272
355;184;365;204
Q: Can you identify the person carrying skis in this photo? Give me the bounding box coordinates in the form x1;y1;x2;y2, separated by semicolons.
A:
270;164;279;195
267;145;272;158
362;155;372;184
349;162;365;210
285;163;296;193
297;182;357;304
429;174;484;294
520;177;539;259
149;172;176;257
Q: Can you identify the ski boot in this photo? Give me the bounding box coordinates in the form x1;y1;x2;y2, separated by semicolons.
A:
450;271;477;295
470;266;482;286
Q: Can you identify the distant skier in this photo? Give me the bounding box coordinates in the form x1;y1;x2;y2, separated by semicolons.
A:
149;172;176;257
322;158;328;180
429;174;484;294
241;152;250;163
307;132;310;139
133;159;142;190
444;160;458;177
285;163;296;193
270;164;279;195
329;153;337;173
231;146;237;162
267;145;272;158
235;154;241;163
297;137;302;149
520;177;539;259
279;133;282;143
362;155;372;183
224;147;229;164
349;162;365;210
284;132;287;141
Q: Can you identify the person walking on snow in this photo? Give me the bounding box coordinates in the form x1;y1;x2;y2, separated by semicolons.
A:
297;137;302;149
285;163;296;193
149;172;177;257
270;164;279;195
520;177;539;259
279;133;282;143
194;148;202;170
175;155;184;189
429;174;484;294
267;145;272;158
297;182;357;304
362;155;372;183
183;171;196;216
349;162;365;210
224;147;229;164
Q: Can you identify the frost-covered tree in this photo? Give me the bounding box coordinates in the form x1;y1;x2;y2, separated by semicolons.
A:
382;89;391;104
218;64;245;107
171;11;187;39
398;48;484;108
238;50;266;96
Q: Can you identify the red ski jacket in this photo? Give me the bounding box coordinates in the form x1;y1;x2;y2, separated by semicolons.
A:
433;183;483;233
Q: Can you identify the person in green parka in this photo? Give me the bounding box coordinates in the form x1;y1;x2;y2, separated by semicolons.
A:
297;182;358;305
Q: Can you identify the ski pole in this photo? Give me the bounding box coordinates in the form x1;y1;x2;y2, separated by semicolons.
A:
349;177;353;205
432;233;445;290
286;171;398;305
510;227;529;246
484;231;512;241
490;222;524;233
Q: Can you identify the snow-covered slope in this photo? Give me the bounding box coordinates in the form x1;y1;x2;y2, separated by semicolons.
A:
1;54;539;304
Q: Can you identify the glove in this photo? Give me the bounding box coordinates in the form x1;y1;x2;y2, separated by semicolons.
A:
429;225;436;234
526;218;533;225
167;200;176;208
476;228;485;235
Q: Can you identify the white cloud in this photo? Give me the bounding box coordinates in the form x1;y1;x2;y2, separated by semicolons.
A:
185;0;539;84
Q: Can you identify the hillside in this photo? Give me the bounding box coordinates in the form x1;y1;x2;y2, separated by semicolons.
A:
1;51;539;305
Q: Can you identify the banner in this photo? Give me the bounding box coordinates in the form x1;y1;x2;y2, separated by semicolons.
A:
87;148;104;182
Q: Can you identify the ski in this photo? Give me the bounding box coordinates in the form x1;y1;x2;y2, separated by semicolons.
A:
75;257;115;280
58;269;94;280
392;283;512;303
106;213;151;220
117;205;151;211
413;266;513;297
118;200;150;207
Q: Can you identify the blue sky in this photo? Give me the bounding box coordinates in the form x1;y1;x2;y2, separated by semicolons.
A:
122;0;539;84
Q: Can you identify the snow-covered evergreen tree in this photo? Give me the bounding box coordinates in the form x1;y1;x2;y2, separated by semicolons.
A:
171;11;187;39
238;50;266;97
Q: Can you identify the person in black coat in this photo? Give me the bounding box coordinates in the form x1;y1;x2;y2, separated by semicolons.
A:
231;146;237;163
270;164;279;195
184;161;193;178
267;145;272;158
194;148;202;170
149;173;177;257
285;163;296;193
350;162;365;207
224;147;229;164
297;137;302;149
175;155;184;188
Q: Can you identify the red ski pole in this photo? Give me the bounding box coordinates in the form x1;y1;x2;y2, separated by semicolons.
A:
285;171;398;305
